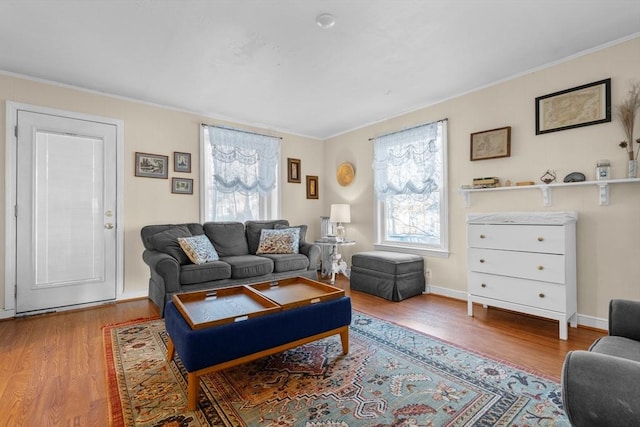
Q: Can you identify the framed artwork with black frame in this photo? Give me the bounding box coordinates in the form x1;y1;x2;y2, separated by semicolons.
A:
306;175;318;199
171;177;193;194
535;78;611;135
174;152;191;173
135;152;168;179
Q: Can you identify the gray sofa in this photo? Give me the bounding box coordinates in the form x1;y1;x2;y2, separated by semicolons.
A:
561;299;640;426
141;220;320;316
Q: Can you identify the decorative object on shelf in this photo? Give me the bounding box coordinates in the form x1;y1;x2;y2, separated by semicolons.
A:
616;81;640;178
595;160;611;181
135;152;168;179
470;126;511;161
540;170;556;184
515;181;535;186
171;177;193;194
306;175;318;199
472;176;500;188
329;204;351;241
535;78;611;134
287;158;301;183
336;162;355;186
564;172;586;183
173;152;191;173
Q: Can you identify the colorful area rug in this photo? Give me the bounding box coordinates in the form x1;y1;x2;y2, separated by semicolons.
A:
104;312;569;426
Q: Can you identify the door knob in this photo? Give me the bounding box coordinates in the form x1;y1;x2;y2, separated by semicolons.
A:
105;223;114;229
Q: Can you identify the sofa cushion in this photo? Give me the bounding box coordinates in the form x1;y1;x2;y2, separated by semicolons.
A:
259;253;310;273
256;228;300;254
590;336;640;363
179;261;232;285
141;223;203;249
178;235;219;265
221;255;274;279
245;220;289;254
147;225;192;264
275;224;308;244
203;222;249;257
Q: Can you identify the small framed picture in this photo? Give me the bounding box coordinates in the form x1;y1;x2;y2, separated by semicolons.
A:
287;158;301;183
306;175;319;199
172;178;193;194
470;126;511;161
135;152;168;178
535;78;611;135
174;152;191;173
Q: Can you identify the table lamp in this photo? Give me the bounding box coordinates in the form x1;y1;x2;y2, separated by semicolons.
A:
329;204;351;241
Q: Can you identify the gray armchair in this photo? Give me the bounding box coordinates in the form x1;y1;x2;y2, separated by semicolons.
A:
561;299;640;426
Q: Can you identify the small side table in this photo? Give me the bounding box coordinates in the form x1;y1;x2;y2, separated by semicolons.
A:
314;240;356;284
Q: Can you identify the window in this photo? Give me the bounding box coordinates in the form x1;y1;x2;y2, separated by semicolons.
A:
201;125;280;222
372;119;448;256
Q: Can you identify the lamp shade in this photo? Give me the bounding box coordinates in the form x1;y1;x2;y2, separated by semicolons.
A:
329;204;351;224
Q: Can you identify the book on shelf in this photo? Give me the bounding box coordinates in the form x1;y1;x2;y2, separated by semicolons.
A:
472;176;500;185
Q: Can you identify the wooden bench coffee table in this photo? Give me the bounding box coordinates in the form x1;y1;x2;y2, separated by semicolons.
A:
164;277;352;410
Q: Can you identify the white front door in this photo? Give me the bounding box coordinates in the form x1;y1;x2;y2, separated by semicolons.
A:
15;110;117;313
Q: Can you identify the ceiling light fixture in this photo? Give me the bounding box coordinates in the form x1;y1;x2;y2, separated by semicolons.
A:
316;13;336;29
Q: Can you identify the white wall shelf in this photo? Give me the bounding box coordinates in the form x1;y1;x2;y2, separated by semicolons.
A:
459;178;640;207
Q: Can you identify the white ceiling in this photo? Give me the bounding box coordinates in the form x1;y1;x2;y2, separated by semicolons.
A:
1;1;638;139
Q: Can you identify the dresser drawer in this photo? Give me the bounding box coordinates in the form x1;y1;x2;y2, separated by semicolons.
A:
468;247;565;283
468;224;565;254
468;272;566;312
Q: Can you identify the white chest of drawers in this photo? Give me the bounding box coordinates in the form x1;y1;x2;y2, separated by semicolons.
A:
466;212;578;340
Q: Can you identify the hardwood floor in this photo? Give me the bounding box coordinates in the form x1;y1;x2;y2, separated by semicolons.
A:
0;276;604;426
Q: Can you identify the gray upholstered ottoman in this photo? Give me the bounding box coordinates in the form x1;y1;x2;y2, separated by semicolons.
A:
350;251;425;301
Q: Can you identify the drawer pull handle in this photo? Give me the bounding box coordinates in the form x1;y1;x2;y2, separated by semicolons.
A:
479;259;485;263
538;237;544;242
480;234;486;239
539;293;545;298
481;283;487;288
537;265;544;270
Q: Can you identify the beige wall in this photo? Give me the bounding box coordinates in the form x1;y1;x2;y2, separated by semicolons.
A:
0;74;323;312
324;37;640;322
2;37;638;323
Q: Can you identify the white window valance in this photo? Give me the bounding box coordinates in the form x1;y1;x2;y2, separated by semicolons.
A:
206;125;280;194
372;121;441;200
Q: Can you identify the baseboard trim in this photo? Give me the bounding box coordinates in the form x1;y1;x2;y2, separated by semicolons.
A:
575;313;607;331
117;290;148;301
426;284;607;332
0;308;15;320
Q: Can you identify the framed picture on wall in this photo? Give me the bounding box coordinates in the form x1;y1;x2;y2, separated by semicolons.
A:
171;177;193;194
470;126;511;161
535;78;611;135
135;152;168;178
287;158;301;183
174;152;191;173
306;175;318;199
